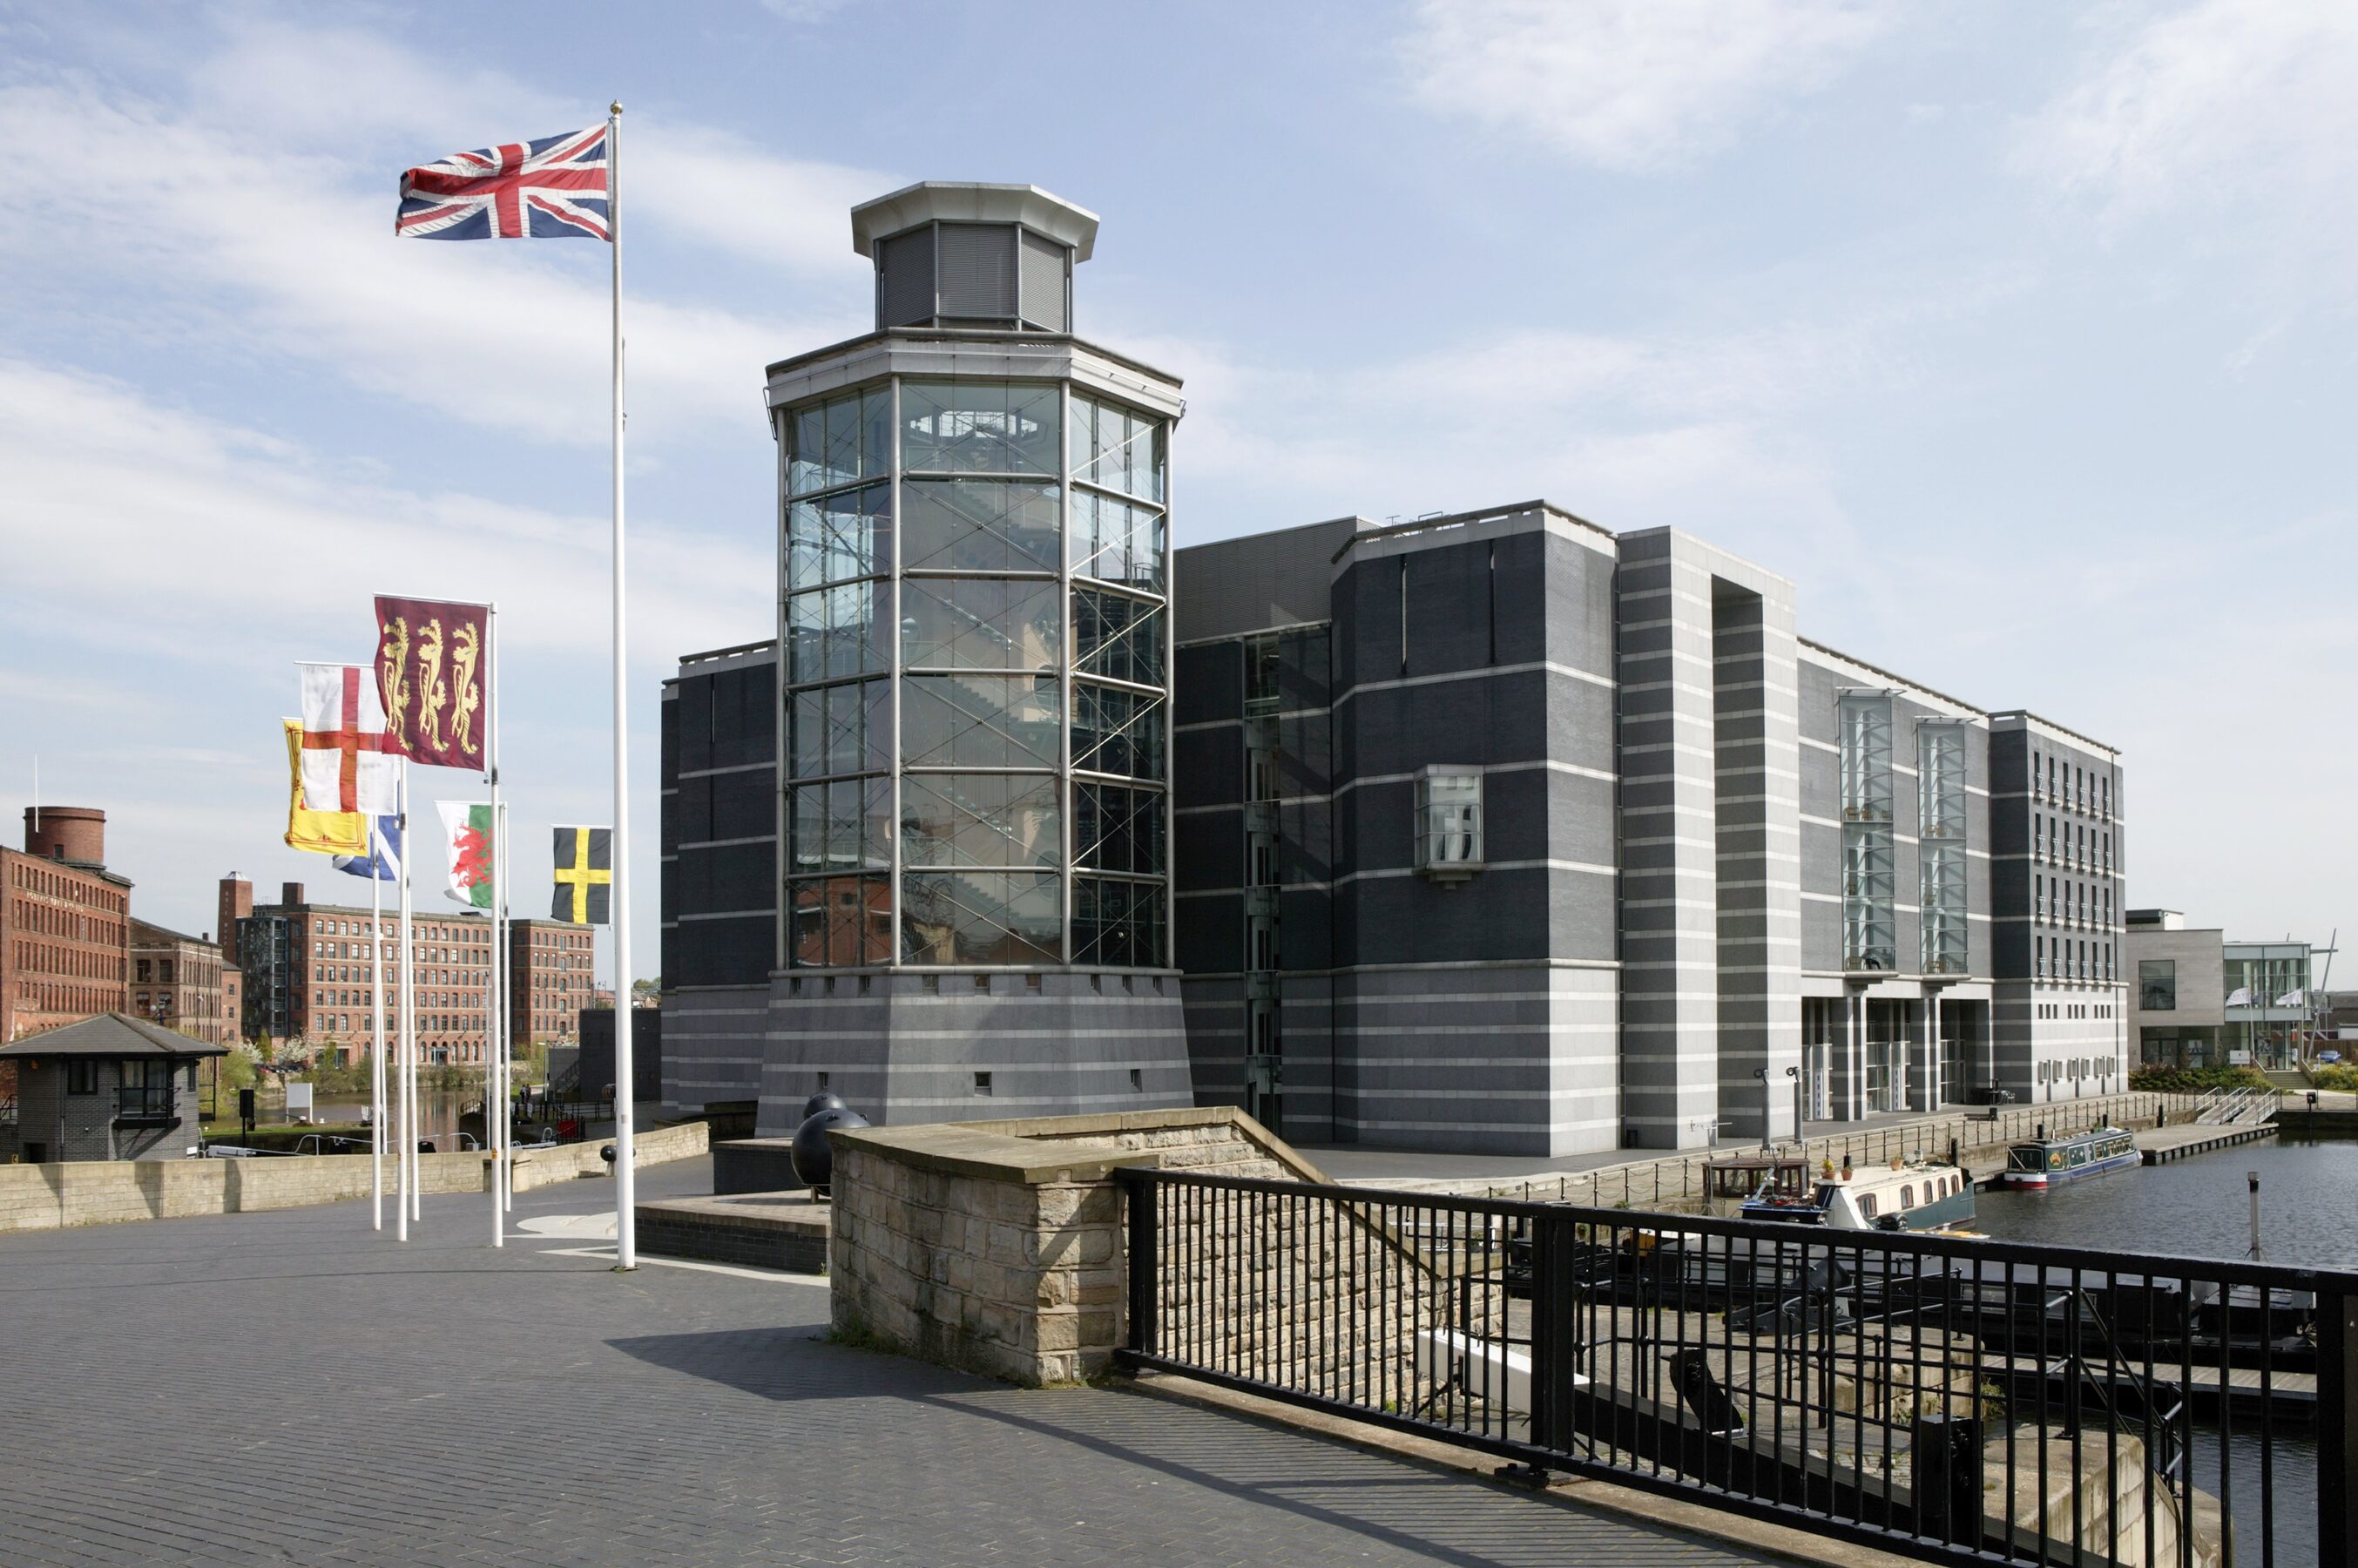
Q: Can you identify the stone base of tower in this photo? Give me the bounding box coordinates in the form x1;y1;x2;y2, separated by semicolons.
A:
753;971;1195;1137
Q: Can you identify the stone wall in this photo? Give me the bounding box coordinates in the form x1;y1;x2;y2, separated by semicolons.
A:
828;1107;1491;1396
0;1119;708;1233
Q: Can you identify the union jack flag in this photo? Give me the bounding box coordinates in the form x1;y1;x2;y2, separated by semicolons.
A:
396;125;610;241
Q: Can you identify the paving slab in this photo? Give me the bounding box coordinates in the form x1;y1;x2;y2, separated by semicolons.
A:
0;1154;1785;1566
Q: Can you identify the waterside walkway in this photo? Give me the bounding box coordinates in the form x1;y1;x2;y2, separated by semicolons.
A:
0;1156;1807;1568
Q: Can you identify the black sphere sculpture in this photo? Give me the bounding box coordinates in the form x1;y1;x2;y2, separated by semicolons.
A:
801;1090;848;1123
790;1105;870;1197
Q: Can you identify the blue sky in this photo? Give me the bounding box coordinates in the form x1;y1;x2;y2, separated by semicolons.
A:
2;1;2352;985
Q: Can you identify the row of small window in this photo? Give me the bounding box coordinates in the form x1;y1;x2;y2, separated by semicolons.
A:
2033;814;2111;870
2034;1003;2112;1020
789;676;1165;781
787;480;1165;594
1856;1172;1967;1221
791;776;1165;876
786;382;1165;504
60;1060;196;1095
2032;750;2112;821
2033;1058;2114;1082
2034;935;2112;982
787;575;1164;684
2035;875;2112;928
307;1012;481;1035
787;872;1163;969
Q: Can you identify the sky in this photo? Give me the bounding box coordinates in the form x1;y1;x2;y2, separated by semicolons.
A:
1;1;2353;987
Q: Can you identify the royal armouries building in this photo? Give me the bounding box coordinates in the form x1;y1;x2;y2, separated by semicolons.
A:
659;181;2128;1155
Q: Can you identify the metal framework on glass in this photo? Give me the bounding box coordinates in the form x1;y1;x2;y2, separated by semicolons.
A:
1838;692;1896;972
1916;718;1970;977
778;374;1172;972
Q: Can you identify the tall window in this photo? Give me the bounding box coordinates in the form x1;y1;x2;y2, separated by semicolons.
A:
1414;767;1483;879
1918;720;1969;976
1839;693;1896;970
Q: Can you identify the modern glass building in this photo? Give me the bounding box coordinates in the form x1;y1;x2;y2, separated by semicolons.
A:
750;182;1193;1131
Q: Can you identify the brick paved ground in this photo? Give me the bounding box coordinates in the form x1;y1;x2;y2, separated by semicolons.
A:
0;1159;1780;1566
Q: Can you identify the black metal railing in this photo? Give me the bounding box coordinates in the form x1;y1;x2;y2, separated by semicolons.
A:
1119;1168;2358;1568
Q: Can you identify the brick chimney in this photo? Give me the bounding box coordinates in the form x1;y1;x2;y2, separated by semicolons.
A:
281;882;306;908
218;875;253;966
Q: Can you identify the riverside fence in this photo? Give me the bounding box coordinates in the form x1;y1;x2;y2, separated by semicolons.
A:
1118;1167;2358;1567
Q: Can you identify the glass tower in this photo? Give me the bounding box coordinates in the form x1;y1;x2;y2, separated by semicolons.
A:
771;184;1179;983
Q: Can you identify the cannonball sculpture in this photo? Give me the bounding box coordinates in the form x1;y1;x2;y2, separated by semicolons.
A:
801;1090;848;1123
790;1105;870;1197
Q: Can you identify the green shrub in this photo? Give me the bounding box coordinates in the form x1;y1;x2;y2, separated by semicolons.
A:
2309;1064;2358;1092
2128;1065;2273;1093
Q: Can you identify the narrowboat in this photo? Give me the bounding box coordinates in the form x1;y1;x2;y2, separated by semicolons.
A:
2000;1125;2139;1187
1740;1157;1977;1233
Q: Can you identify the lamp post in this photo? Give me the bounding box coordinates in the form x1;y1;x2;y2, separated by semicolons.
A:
1787;1064;1806;1149
1753;1066;1774;1152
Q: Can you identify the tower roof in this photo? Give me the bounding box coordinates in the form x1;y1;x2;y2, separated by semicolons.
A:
849;181;1099;263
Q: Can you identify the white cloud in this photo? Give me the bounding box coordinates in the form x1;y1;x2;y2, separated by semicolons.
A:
1399;0;1892;171
0;26;883;448
0;359;767;672
2020;1;2358;232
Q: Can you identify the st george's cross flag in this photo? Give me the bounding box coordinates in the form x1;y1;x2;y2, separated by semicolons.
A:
298;664;399;816
396;125;610;242
439;802;496;909
551;827;612;925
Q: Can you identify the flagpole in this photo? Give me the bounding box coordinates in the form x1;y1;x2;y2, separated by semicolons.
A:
609;99;637;1271
370;827;386;1232
487;604;504;1249
397;760;415;1240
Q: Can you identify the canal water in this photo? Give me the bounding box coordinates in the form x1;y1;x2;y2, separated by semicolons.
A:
1974;1131;2353;1558
1974;1129;2358;1267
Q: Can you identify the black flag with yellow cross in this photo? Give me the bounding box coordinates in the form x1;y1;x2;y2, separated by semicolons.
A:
551;826;612;924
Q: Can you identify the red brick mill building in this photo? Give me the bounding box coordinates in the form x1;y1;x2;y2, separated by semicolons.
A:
2;808;132;1044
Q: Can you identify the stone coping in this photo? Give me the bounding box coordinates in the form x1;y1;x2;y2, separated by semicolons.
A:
829;1122;1159;1186
831;1105;1333;1190
951;1105;1332;1184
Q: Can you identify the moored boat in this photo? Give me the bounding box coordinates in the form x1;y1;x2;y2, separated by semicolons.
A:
2001;1125;2138;1188
1740;1156;1976;1233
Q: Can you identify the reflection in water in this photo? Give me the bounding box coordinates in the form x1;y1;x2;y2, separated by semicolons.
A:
1975;1132;2348;1562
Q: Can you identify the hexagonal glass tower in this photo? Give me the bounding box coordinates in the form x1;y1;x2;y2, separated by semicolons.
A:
759;182;1193;1129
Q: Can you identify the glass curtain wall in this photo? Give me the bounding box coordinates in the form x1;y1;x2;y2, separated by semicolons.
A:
781;377;1170;970
1839;693;1897;971
1917;720;1969;976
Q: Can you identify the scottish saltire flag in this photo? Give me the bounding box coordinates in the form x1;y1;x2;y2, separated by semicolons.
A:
396;125;610;241
334;816;403;882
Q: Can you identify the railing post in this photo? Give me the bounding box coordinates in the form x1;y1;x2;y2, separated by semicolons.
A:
2323;1285;2358;1568
1530;1212;1579;1454
1124;1169;1158;1360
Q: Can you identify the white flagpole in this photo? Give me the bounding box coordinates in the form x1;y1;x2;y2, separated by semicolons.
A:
609;100;638;1270
397;762;415;1240
370;825;386;1232
498;796;514;1213
487;604;503;1248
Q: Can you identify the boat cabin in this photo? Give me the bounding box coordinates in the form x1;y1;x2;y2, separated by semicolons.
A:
1741;1158;1976;1233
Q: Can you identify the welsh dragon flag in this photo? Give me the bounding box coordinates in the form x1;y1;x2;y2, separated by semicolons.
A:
437;801;495;908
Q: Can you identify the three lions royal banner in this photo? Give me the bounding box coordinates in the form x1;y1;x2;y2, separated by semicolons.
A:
373;597;490;769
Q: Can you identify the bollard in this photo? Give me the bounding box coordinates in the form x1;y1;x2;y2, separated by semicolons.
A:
1912;1413;1984;1547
